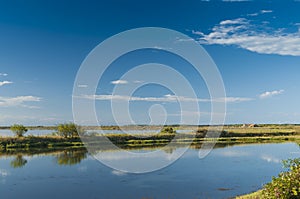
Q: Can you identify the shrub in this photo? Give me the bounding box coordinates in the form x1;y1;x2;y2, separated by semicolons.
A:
10;124;28;137
262;158;300;199
57;123;85;138
161;127;176;135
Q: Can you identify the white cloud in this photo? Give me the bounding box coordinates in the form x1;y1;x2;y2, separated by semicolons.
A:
259;90;284;99
260;10;273;14
21;105;41;109
0;115;62;126
152;46;172;50
168;111;227;117
0;81;13;87
215;97;253;103
111;80;128;85
195;17;300;56
0;96;41;108
0;73;8;76
39;117;58;122
247;13;259;17
133;80;144;83
220;18;247;25
175;37;195;42
77;84;88;88
77;94;253;103
247;10;273;17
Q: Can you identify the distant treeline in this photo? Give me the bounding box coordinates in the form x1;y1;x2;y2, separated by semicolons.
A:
1;123;300;130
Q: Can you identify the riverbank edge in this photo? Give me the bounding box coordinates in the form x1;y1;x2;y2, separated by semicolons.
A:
0;134;299;150
236;190;263;199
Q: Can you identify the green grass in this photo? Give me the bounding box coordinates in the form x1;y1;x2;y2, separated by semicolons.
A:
0;136;84;150
1;135;299;150
236;190;263;199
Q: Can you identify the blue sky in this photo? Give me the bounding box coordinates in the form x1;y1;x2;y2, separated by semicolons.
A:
1;0;300;125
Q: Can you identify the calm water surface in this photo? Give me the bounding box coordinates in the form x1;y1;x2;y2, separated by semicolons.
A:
0;129;54;137
0;142;299;199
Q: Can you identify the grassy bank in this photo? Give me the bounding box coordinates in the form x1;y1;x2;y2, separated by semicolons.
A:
1;124;300;150
1;133;299;151
0;136;84;151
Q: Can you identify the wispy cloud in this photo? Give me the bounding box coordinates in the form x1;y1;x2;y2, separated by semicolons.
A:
194;17;300;56
168;111;228;117
111;80;128;85
219;18;247;25
133;80;144;83
260;10;273;14
247;12;259;17
0;81;13;87
247;9;273;16
77;94;253;103
152;46;172;50
221;97;253;102
259;90;284;99
0;96;41;108
39;117;58;122
0;73;8;76
77;84;88;88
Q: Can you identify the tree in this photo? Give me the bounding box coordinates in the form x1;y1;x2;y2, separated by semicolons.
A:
10;124;28;137
57;123;85;138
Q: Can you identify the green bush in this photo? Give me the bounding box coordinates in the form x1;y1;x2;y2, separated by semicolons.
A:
262;158;300;199
10;124;28;137
161;127;176;135
57;123;85;138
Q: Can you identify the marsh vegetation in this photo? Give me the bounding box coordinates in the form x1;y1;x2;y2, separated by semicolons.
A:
1;124;300;150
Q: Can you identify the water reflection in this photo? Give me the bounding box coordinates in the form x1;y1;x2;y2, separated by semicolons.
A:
2;149;88;168
10;155;27;168
55;150;87;166
0;142;299;199
0;168;9;177
1;142;298;169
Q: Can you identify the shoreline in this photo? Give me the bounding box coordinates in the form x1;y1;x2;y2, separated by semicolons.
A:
1;133;299;151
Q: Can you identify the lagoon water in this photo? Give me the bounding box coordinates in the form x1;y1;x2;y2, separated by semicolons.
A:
0;142;299;199
0;129;54;137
